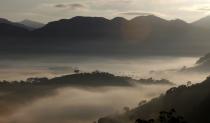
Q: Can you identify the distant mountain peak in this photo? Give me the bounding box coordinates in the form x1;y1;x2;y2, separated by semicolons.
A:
21;19;32;22
195;15;210;22
20;19;41;24
130;15;168;24
192;15;210;29
132;15;164;20
169;19;189;27
111;17;127;23
0;18;33;31
70;16;108;21
19;19;44;29
170;19;187;24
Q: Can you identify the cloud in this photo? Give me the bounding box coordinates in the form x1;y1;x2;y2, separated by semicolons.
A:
0;72;174;118
48;66;74;74
54;3;86;10
181;4;210;12
54;4;66;8
4;85;171;123
120;12;152;16
197;7;210;12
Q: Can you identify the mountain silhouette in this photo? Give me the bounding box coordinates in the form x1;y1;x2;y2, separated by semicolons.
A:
181;53;210;72
0;18;33;31
192;15;210;29
19;19;45;29
98;76;210;123
32;15;189;41
29;15;199;55
32;16;124;39
0;23;28;37
1;15;210;56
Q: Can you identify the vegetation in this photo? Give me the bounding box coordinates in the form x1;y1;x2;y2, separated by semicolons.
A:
0;71;173;87
136;109;187;123
98;76;210;123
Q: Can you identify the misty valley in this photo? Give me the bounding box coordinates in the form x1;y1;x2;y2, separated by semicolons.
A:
1;5;210;123
0;54;209;123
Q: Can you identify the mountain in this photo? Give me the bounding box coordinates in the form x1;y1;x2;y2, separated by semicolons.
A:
32;15;199;48
32;16;121;39
181;53;210;72
192;15;210;29
0;23;29;37
31;15;194;49
0;18;33;30
33;15;188;40
98;76;210;123
19;19;44;29
18;15;196;56
1;15;210;56
111;17;127;24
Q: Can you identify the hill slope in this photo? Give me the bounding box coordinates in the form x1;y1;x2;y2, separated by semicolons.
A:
98;76;210;123
192;15;210;29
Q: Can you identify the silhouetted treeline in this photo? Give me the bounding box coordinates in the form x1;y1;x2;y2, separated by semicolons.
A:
98;76;210;123
138;78;172;85
0;71;173;116
135;109;187;123
99;109;187;123
0;71;173;87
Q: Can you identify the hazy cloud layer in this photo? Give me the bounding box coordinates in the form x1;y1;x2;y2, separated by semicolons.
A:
119;12;152;16
0;85;171;123
54;3;86;10
1;0;210;22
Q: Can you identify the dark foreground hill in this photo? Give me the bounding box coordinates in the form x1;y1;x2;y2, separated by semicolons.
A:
98;76;210;123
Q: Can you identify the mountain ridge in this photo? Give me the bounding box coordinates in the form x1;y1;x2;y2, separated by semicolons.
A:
192;15;210;29
19;19;45;29
0;15;210;56
0;18;33;31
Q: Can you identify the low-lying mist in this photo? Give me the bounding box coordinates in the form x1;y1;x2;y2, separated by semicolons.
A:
0;84;171;123
0;54;209;123
0;55;204;83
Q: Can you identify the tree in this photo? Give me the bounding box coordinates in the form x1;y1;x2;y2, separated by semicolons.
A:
74;68;80;74
136;109;187;123
187;81;192;87
138;100;147;107
123;106;130;113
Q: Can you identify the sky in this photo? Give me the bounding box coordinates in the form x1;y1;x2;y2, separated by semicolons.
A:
1;0;210;23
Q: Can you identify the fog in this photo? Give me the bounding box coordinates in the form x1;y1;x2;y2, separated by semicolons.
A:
0;55;203;83
0;55;209;123
0;85;171;123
